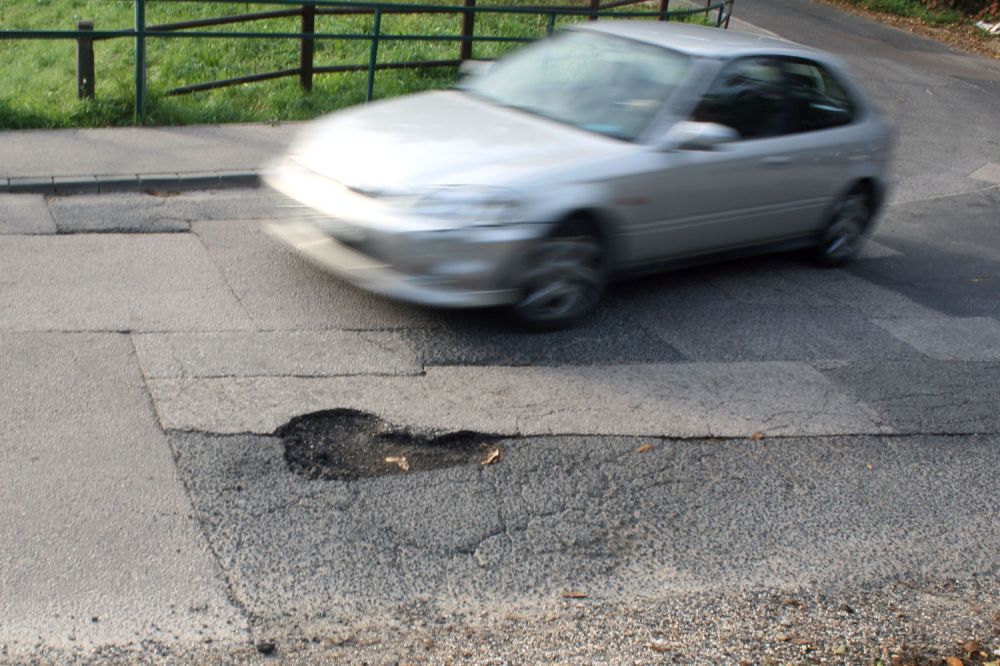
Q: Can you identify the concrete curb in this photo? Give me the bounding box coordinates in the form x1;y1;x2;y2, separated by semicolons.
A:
1;170;261;195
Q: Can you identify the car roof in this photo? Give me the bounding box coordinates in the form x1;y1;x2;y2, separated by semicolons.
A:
572;21;824;61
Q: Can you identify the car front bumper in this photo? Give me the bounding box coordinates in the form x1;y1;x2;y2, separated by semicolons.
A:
263;160;547;308
264;219;532;308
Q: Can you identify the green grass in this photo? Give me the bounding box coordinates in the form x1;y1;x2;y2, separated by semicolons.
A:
0;0;722;128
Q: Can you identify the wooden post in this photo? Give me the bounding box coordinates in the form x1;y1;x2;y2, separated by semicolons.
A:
300;2;315;91
658;0;669;20
588;0;600;21
76;20;95;99
460;0;476;61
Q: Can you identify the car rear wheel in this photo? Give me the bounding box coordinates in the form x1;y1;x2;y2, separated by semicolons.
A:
814;188;871;267
510;226;607;330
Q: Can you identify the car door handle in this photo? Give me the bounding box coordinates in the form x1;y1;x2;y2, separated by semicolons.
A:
760;156;792;166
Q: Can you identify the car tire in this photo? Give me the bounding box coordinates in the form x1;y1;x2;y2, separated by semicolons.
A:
814;186;872;267
510;222;607;331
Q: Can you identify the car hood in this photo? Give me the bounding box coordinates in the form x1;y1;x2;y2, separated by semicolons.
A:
287;90;631;193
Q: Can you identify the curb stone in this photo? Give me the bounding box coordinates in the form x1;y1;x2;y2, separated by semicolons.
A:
3;170;260;196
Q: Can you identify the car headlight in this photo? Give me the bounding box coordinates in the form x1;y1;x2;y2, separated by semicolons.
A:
408;186;522;226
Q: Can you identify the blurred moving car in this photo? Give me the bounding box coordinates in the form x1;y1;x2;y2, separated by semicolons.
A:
264;22;893;329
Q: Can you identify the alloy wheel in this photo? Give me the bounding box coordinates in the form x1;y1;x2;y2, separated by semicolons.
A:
513;235;606;328
819;192;870;266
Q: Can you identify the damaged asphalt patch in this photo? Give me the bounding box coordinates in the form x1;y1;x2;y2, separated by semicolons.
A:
164;420;1000;653
278;409;497;481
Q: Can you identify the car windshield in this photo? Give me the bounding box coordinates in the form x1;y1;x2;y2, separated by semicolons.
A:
459;30;691;141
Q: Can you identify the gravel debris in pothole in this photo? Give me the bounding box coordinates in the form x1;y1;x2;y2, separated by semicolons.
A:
277;409;498;481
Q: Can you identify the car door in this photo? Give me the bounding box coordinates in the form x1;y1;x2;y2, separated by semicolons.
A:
768;57;868;232
622;56;809;265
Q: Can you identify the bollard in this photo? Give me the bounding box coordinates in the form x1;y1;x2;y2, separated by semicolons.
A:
76;20;95;99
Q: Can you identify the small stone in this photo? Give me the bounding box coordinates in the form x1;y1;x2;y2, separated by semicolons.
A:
256;640;277;655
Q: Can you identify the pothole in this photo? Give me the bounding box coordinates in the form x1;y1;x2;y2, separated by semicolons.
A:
277;409;499;481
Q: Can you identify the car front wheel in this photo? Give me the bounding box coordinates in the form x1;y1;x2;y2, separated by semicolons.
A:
510;227;607;330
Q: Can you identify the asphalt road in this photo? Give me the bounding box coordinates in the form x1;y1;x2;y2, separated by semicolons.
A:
2;2;999;664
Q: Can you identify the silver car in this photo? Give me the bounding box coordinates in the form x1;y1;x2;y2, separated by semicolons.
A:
265;22;893;329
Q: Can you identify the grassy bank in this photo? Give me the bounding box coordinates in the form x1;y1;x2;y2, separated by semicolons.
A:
0;0;716;128
847;0;965;24
823;0;999;58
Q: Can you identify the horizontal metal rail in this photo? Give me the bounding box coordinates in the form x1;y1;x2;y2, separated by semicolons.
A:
169;58;464;95
145;9;304;33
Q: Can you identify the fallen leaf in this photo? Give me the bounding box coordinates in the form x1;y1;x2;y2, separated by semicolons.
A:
750;431;766;441
561;590;589;599
832;644;848;655
867;463;874;471
946;657;964;666
649;638;670;653
964;641;982;654
384;456;410;471
482;447;502;465
637;443;656;453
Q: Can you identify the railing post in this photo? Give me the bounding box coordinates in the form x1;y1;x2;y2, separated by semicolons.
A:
460;0;476;61
546;12;556;35
724;0;733;27
134;0;146;123
300;2;315;91
588;0;600;21
76;20;95;99
365;8;382;103
658;0;669;20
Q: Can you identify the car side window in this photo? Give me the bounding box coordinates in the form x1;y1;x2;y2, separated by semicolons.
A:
782;60;856;133
691;57;788;140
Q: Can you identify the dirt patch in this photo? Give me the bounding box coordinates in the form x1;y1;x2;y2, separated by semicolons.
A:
819;0;1000;58
277;409;499;481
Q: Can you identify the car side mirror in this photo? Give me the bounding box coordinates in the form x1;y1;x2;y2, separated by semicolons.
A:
656;121;740;151
458;59;494;78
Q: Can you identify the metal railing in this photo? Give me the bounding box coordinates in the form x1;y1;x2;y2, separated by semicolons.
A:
0;0;735;123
